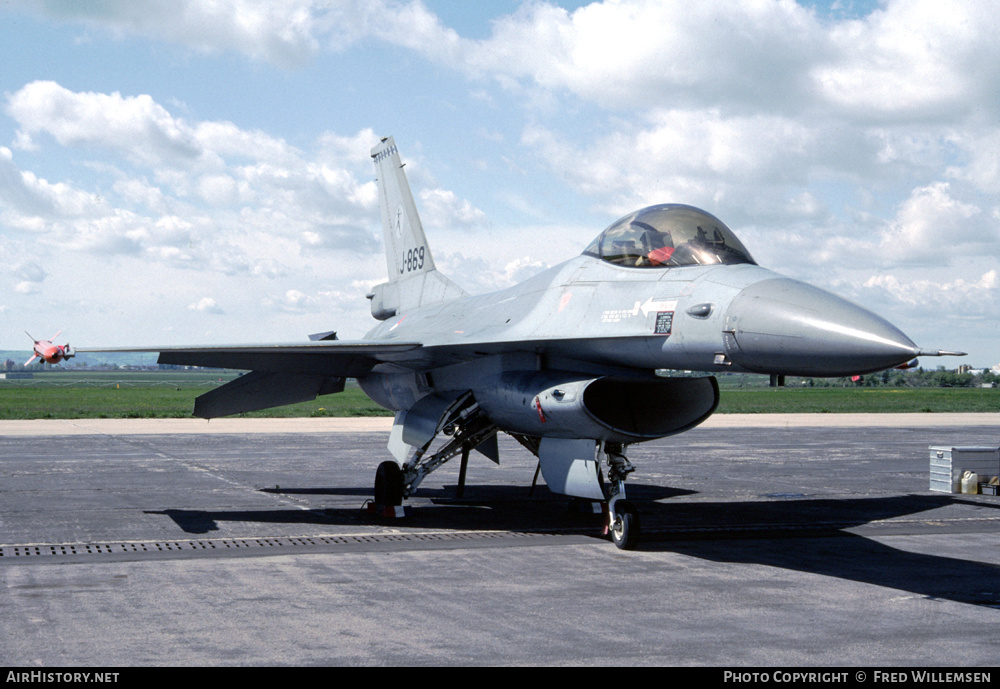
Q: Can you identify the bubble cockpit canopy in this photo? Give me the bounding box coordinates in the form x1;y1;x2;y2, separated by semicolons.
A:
583;204;756;268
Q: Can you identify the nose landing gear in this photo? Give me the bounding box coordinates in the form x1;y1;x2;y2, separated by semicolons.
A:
604;443;640;550
608;499;639;549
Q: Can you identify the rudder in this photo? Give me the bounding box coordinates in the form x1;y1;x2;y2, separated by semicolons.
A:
372;136;436;280
368;136;466;320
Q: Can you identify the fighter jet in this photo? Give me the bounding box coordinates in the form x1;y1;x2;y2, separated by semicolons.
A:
79;137;964;548
25;331;74;367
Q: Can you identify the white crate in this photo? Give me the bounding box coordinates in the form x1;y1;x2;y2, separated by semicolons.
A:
929;446;1000;493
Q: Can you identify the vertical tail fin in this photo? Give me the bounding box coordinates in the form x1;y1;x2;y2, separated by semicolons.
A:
372;136;436;280
368;137;466;320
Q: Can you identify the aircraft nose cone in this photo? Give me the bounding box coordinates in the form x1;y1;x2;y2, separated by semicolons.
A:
723;278;919;376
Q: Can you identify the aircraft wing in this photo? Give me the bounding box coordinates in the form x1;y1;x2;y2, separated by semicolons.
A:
78;335;658;376
76;340;423;378
75;340;426;418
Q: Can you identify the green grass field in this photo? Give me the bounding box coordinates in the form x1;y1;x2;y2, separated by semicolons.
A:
0;370;996;419
717;387;999;414
0;372;388;419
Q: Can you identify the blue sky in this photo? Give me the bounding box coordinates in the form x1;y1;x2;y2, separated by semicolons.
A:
1;0;998;366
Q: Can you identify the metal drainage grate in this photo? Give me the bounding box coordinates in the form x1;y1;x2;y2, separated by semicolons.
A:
0;531;561;561
8;515;998;562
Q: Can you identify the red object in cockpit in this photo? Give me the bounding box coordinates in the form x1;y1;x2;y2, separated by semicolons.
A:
647;246;675;265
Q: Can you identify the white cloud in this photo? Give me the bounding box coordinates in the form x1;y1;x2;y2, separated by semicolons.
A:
15;0;326;67
8;1;821;113
462;0;823;111
946;127;1000;195
197;174;239;206
520;110;823;220
14;281;39;295
877;182;995;263
0;146;58;217
15;1;1000;128
433;221;591;295
7;81;200;167
112;177;169;214
815;1;1000;120
2;83;385;259
864;270;999;311
263;288;325;314
189;297;224;314
418;188;488;230
436;0;1000;130
0;82;423;348
194;120;301;167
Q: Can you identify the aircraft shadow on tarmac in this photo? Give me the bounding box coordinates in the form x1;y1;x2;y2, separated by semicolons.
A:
146;487;1000;608
256;483;692;501
652;526;1000;610
638;494;1000;609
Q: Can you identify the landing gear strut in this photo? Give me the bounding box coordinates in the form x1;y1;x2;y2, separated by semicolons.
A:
603;443;640;550
370;399;497;514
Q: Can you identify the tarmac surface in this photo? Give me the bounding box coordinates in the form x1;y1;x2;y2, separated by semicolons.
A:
2;414;999;666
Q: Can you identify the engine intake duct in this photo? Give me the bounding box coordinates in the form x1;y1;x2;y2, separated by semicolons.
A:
583;376;719;438
475;372;718;443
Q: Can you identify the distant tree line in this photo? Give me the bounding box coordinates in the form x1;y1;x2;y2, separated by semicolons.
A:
804;367;999;388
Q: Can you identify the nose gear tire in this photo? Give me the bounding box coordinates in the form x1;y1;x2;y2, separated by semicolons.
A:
610;499;640;550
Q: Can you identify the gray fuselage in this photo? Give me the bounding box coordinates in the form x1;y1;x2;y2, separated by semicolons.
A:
358;254;920;416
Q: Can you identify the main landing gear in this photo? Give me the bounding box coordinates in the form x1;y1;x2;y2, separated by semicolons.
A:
369;425;643;550
369;401;498;516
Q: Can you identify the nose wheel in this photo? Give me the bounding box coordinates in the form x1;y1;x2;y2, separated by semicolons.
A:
609;498;639;550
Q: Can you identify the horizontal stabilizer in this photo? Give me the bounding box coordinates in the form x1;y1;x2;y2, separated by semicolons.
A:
194;371;345;419
368;271;467;320
308;330;338;341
